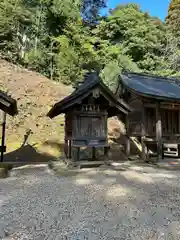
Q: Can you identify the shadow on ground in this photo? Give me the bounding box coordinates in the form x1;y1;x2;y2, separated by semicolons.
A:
3;144;54;163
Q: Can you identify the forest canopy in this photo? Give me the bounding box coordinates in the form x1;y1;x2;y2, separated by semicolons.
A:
0;0;179;89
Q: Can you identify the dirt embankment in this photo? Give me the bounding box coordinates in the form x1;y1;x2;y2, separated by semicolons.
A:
0;60;72;152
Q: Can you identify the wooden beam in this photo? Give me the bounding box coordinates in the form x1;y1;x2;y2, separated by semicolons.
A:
147;110;150;134
69;140;72;159
144;102;180;110
156;102;162;161
178;109;180;133
92;147;96;159
141;104;147;161
125;115;130;157
104;146;110;159
1;111;6;162
178;144;180;158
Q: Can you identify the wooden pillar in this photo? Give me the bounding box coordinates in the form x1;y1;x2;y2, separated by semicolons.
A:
156;102;162;161
64;114;68;158
141;103;147;161
125;115;130;157
178;109;180;134
178;109;180;157
104;146;109;159
178;144;180;158
64;139;68;158
1;111;6;162
73;147;80;162
68;140;72;159
92;147;96;159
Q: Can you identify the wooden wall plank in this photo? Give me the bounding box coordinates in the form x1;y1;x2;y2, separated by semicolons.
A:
125;115;130;157
141;103;147;161
156;102;162;161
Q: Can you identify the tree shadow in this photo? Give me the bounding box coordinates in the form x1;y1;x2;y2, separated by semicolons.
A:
20;129;33;147
3;144;54;165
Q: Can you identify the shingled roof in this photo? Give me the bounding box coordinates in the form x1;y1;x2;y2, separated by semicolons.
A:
120;71;180;101
47;72;131;118
0;90;18;116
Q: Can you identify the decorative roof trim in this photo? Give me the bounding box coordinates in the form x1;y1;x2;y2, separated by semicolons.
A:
47;72;131;118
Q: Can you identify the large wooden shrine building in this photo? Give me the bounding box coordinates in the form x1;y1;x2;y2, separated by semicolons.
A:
48;72;131;162
118;71;180;161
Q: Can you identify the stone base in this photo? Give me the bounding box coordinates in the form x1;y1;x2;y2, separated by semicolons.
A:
0;168;9;178
78;161;106;169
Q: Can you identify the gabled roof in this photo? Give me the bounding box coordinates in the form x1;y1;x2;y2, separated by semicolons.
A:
47;72;131;118
120;71;180;101
0;90;18;116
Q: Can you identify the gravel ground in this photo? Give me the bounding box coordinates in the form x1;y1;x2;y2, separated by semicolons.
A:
0;165;180;239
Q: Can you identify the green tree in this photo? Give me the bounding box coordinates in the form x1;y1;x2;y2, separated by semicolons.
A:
81;0;106;23
51;21;102;85
21;0;82;77
0;0;32;61
96;4;166;72
0;0;173;87
166;0;180;37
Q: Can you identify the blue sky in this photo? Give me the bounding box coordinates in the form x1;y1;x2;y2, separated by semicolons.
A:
103;0;170;20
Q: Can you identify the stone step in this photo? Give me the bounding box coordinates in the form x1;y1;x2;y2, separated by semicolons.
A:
78;161;106;169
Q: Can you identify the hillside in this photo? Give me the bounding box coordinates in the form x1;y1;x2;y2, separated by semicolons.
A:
0;60;73;156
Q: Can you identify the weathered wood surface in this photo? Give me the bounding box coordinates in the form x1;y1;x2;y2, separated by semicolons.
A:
125;115;130;157
65;102;110;161
141;103;147;161
156;102;162;161
73;105;107;139
144;102;180;110
119;87;180;160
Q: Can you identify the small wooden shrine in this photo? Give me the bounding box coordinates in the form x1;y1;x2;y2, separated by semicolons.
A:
117;71;180;161
0;90;18;161
47;72;131;162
